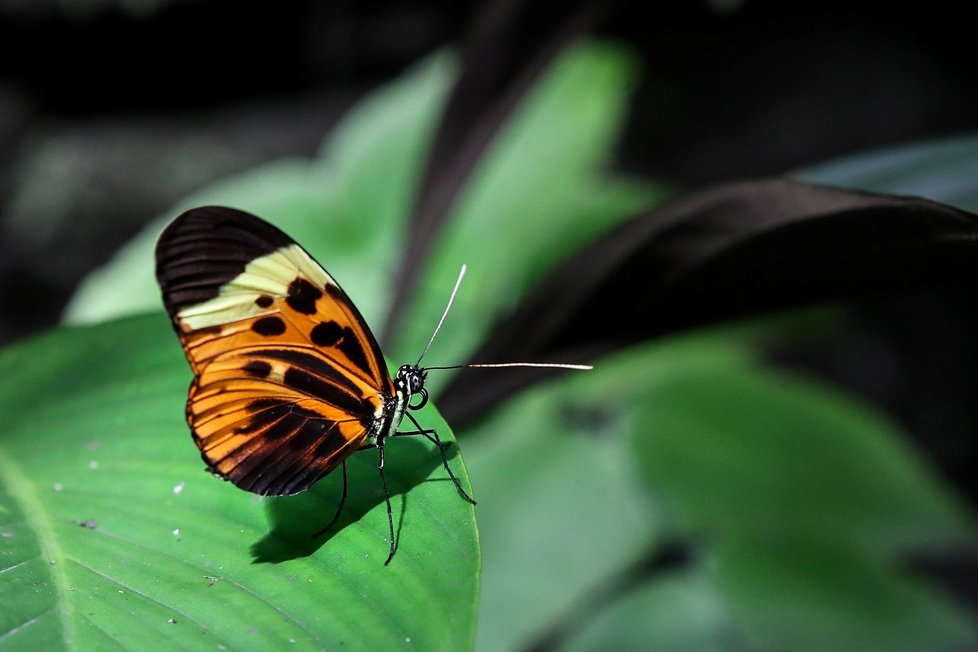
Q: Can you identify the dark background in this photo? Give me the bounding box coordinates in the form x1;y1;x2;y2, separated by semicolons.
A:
1;0;976;525
1;0;976;345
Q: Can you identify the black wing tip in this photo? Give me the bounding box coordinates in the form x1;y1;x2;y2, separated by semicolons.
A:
155;206;298;316
156;206;294;257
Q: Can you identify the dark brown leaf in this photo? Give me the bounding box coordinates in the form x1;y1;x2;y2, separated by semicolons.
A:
440;178;978;424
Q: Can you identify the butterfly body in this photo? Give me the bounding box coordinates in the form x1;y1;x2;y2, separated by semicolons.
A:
155;207;445;507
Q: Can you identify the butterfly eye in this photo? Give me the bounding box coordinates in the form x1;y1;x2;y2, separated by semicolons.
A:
396;364;426;393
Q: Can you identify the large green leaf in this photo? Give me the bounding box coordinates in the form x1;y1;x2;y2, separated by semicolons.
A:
0;315;479;650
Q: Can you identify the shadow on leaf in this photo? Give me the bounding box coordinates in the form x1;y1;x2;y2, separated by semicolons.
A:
250;436;457;563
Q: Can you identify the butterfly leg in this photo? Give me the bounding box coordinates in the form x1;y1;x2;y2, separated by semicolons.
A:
311;449;398;564
313;461;349;537
376;436;397;565
400;411;477;506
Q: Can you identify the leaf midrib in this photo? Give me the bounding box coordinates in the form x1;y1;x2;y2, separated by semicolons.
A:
0;444;75;647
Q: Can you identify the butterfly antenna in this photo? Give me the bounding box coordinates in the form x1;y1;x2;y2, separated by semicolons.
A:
416;264;467;366
418;264;593;373
464;362;591;370
425;362;593;371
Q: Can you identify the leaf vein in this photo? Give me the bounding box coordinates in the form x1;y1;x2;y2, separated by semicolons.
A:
0;445;75;646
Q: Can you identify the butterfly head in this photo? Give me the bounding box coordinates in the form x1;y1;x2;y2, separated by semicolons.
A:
395;364;429;410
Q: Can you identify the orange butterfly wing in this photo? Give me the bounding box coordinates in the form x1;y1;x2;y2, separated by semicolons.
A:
155;206;395;496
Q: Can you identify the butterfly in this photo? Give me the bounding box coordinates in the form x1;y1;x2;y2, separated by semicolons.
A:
155;206;590;564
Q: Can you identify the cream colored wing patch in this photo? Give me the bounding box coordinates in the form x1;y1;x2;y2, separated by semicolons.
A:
176;244;335;331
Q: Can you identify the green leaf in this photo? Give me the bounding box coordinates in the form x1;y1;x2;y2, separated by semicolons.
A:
455;334;752;650
631;359;974;551
460;385;657;652
461;330;978;650
710;537;978;651
621;349;978;650
0;315;479;650
563;569;731;652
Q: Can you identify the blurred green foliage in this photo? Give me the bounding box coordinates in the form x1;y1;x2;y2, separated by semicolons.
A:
2;40;978;651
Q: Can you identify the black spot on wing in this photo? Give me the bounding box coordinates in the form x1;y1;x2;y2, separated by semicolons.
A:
255;294;274;308
338;335;372;378
155;207;298;318
310;321;342;347
322;283;387;383
243;360;272;378
286;278;323;315
252;316;286;336
308;319;372;378
324;284;346;302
